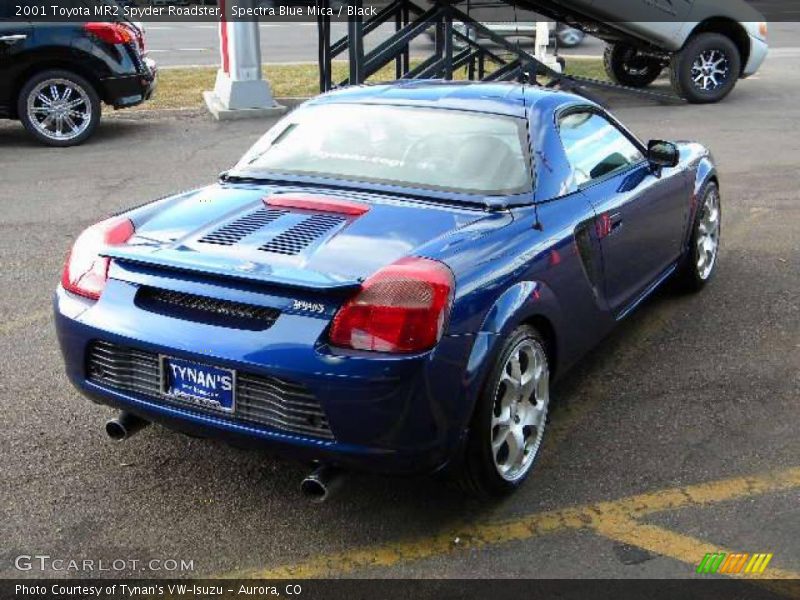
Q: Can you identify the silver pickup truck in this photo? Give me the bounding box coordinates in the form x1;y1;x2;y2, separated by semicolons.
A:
525;0;769;103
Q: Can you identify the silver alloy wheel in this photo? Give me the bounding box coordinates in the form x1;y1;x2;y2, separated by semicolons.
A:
691;49;730;91
696;189;720;280
26;78;93;142
490;338;549;482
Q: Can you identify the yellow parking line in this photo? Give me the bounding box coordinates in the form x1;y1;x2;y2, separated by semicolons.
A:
229;466;800;579
232;505;591;578
593;466;800;519
592;516;800;596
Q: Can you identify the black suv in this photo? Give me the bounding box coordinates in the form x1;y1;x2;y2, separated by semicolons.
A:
0;7;156;146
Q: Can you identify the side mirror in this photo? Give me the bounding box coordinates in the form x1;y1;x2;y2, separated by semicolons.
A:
647;140;680;169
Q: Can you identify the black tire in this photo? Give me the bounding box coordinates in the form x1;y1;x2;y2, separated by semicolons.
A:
670;33;741;104
453;325;551;497
676;182;721;291
603;43;663;88
17;69;101;147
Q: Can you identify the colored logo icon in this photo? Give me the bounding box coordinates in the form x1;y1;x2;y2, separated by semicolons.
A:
697;552;773;574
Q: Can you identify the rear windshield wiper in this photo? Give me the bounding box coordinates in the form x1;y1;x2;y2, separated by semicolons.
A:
218;172;507;211
218;172;275;184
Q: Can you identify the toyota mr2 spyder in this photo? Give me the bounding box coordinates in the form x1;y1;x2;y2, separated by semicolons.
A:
55;81;721;496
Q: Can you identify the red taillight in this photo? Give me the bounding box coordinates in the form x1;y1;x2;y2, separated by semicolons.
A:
265;194;369;216
84;22;134;45
61;217;135;300
329;257;454;353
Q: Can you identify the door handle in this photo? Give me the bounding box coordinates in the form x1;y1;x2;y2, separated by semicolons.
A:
0;34;27;44
597;212;623;239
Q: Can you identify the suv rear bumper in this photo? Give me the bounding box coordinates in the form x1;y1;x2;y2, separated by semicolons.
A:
101;57;157;108
743;34;768;77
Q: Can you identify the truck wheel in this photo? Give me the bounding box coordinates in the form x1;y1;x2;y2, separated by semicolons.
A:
603;43;663;88
670;33;741;104
454;325;551;497
18;69;101;147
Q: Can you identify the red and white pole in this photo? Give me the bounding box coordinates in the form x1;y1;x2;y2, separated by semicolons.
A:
204;0;285;118
219;0;230;75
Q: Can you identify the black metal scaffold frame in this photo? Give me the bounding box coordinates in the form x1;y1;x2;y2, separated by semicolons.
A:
316;0;682;103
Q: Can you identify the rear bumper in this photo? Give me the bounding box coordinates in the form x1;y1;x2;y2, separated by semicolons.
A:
54;279;478;475
100;57;157;109
743;34;768;78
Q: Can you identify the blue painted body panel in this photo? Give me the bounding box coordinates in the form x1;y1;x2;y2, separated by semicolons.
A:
54;81;718;475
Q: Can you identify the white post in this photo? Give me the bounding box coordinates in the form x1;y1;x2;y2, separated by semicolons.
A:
203;0;285;119
534;20;562;74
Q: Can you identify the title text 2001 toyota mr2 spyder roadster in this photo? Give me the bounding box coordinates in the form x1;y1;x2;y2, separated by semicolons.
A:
55;81;721;497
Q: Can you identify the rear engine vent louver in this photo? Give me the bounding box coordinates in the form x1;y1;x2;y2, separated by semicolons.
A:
136;288;280;331
198;208;287;246
258;214;345;256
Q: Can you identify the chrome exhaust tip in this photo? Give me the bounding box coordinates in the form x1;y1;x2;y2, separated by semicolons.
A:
105;412;149;441
301;465;344;503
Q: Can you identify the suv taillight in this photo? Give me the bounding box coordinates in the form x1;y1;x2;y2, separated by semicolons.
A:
84;22;134;45
128;22;146;53
61;217;135;300
329;257;454;353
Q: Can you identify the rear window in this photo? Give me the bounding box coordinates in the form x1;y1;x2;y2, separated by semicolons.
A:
233;103;532;196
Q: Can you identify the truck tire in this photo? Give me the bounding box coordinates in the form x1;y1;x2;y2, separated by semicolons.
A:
670;33;741;104
603;43;663;88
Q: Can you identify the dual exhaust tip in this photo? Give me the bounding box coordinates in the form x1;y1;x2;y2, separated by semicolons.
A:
105;412;344;502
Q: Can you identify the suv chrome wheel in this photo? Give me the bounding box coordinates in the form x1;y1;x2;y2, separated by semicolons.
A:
671;33;741;104
696;187;720;280
26;78;93;143
690;49;730;92
490;338;549;482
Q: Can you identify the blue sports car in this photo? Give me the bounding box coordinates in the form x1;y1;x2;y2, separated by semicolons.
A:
55;81;720;497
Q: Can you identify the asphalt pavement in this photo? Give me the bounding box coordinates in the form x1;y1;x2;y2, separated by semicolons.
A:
0;26;799;582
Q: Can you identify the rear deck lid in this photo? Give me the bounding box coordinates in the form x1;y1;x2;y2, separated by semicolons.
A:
105;184;508;290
